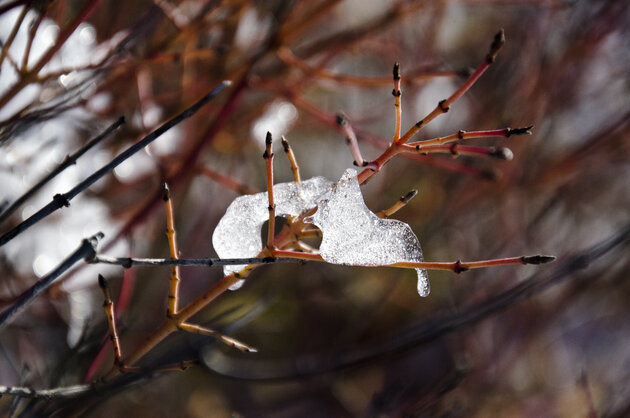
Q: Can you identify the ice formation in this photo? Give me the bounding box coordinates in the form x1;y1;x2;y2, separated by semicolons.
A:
212;176;333;289
212;169;429;296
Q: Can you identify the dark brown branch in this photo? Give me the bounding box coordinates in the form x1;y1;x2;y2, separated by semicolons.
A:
0;117;125;224
0;232;104;331
0;81;230;248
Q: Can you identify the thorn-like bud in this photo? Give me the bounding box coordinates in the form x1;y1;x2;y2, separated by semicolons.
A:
401;189;418;203
98;274;108;289
521;255;556;265
263;132;273;159
489;147;514;160
281;135;290;153
161;183;170;201
487;29;505;63
506;125;534;137
393;62;401;81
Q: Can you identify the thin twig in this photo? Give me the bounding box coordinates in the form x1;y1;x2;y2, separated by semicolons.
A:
264;132;276;250
0;117;125;224
392;62;402;141
89;255;302;267
376;190;418;218
0;81;230;247
162;183;180;317
97;275;123;368
281;135;301;182
0;233;103;331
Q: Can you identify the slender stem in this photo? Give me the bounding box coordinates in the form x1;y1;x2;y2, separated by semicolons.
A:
391;255;555;272
356;30;505;185
395;30;504;146
335;113;377;168
404;143;514;160
198;166;258;195
97;275;123;367
21;5;47;71
281;136;301;182
0;4;28;69
0;117;125;224
264;132;276;250
162;184;180;317
89;255;300;267
408;126;533;148
392;62;402;141
0;233;103;331
0;81;230;248
376;190;418;218
178;322;257;353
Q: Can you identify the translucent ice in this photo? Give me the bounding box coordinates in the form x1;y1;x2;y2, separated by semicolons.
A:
306;169;429;296
212;176;333;289
212;169;429;296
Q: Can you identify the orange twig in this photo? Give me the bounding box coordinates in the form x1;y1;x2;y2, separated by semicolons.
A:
281;136;301;183
162;183;180;317
264;132;275;250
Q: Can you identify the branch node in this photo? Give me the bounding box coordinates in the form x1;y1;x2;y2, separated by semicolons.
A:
53;193;70;208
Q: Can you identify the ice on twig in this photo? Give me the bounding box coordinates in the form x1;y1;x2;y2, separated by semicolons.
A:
212;169;429;296
306;169;429;296
212;176;332;289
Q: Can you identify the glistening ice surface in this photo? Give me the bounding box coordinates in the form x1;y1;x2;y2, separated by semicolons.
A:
212;176;333;289
212;169;429;296
307;169;429;297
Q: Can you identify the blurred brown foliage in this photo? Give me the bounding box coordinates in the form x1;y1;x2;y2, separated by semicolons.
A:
0;0;629;416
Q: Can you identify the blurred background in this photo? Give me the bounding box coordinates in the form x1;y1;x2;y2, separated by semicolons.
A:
0;0;628;416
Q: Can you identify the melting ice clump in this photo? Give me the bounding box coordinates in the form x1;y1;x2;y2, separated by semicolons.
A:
212;176;333;290
212;169;429;296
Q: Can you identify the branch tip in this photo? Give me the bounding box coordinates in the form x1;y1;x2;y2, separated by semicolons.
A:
393;62;401;81
401;189;418;203
521;255;556;265
335;113;347;127
281;135;290;153
98;274;108;289
161;183;170;201
487;29;505;63
506;126;534;137
265;131;272;146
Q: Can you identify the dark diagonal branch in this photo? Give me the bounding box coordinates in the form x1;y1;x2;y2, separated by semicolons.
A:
0;81;230;248
0;117;125;225
89;255;304;268
0;232;104;331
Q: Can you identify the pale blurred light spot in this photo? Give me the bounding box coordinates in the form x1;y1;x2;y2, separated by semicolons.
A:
21;205;35;220
40;87;56;102
41;24;59;48
58;71;78;88
113;152;155;183
251;101;298;149
33;254;55;277
234;7;270;49
142;104;163;128
87;92;112;113
78;24;96;44
113;159;134;179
